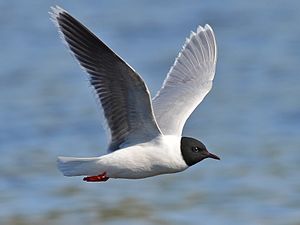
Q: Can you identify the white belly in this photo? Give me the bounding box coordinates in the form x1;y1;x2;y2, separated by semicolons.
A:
99;135;188;179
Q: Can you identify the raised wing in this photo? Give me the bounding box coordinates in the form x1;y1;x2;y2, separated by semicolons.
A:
51;6;161;152
152;25;217;136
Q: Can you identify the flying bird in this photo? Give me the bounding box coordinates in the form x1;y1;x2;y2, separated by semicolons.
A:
50;6;220;182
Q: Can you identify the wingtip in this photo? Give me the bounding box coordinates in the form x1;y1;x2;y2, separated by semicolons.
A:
49;5;61;25
49;5;76;63
183;24;212;51
49;5;69;23
195;24;214;34
196;25;205;34
49;5;65;16
204;24;212;29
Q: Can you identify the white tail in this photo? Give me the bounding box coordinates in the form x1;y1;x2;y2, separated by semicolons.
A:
57;156;101;176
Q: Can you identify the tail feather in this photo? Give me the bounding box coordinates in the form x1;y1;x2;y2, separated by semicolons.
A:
57;156;101;176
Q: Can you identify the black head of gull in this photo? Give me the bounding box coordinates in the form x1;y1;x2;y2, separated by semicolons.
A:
181;137;220;166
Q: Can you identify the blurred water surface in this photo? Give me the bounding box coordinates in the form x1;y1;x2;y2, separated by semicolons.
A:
1;0;300;224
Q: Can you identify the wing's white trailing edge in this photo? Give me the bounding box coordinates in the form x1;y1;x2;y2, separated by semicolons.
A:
50;6;161;153
153;24;217;136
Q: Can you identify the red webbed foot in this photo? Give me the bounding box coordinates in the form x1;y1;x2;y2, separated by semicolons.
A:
83;172;109;182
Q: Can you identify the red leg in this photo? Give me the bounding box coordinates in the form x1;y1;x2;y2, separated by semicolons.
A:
83;172;109;182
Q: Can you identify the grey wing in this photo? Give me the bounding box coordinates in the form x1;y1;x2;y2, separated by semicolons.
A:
51;6;161;152
152;25;217;136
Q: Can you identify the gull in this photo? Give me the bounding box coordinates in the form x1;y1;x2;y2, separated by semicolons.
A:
50;6;220;182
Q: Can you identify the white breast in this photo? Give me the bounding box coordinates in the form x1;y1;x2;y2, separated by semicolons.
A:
100;135;188;179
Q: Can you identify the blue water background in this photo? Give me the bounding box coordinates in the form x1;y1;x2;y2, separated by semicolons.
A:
1;0;300;224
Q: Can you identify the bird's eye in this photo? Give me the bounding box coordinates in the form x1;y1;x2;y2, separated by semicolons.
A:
192;146;200;152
